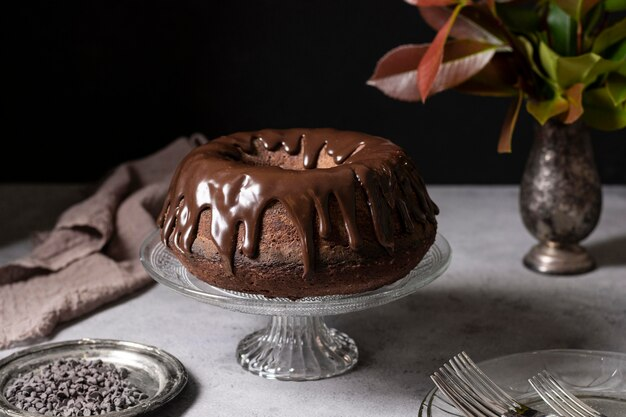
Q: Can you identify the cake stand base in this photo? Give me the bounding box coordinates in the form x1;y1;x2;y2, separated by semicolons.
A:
236;316;358;381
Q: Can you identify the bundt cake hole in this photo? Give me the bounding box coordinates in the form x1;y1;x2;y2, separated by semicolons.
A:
240;138;349;170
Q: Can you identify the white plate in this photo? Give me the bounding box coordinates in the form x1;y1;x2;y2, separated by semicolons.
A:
419;349;626;416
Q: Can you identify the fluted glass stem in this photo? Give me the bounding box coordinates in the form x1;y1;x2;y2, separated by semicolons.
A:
236;316;358;381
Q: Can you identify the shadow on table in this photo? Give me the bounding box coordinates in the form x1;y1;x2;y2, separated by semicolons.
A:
587;235;626;267
146;370;199;417
334;285;622;394
44;284;156;340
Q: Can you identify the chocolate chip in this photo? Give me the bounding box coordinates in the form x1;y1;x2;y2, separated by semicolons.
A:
4;358;147;416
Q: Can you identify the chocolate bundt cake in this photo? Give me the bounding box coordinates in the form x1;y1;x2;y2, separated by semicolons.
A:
159;128;438;299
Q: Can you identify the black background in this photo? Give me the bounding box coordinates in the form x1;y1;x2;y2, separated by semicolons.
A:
3;0;625;183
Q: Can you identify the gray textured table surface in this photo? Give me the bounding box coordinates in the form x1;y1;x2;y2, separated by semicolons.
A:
1;185;625;417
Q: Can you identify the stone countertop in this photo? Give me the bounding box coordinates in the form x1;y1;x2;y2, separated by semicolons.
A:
1;185;625;417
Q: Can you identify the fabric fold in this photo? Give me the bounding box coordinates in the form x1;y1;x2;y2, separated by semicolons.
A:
0;137;197;349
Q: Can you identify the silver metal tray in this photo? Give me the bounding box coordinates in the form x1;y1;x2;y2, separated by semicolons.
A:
0;339;187;416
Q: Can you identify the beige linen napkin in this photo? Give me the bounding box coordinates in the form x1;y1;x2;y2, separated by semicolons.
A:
0;136;202;349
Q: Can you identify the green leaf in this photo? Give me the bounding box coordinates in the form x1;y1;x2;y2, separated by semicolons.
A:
496;3;541;32
583;56;623;82
606;73;626;105
609;40;626;64
539;43;623;88
517;37;549;83
605;0;626;11
557;53;602;86
582;87;626;129
547;3;576;55
527;94;570;124
592;18;626;54
583;2;604;51
552;0;601;20
539;42;560;81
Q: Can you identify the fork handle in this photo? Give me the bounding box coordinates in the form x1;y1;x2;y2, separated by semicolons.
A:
501;412;563;417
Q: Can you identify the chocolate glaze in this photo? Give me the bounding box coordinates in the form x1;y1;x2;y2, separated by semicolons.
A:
159;128;438;280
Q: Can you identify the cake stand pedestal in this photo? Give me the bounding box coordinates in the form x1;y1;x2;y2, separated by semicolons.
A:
140;230;451;381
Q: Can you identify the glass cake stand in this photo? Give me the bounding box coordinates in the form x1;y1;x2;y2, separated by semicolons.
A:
140;230;451;381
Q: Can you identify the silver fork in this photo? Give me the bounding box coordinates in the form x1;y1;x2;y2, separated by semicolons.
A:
431;352;561;417
529;371;608;417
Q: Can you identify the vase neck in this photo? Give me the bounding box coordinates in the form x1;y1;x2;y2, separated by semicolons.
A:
536;120;589;143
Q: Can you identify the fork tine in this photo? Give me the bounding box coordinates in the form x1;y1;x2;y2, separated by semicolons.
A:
537;373;588;417
431;374;478;417
530;375;581;417
431;373;497;417
454;352;522;409
533;372;592;417
540;371;601;417
447;355;502;404
432;374;480;417
437;366;504;416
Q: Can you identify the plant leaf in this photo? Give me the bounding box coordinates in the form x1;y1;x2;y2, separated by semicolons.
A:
497;2;541;32
581;56;623;82
417;4;465;101
583;2;604;51
368;40;498;101
605;0;626;12
606;73;626;105
455;53;519;96
405;0;457;6
419;6;504;45
518;37;556;87
552;0;601;21
557;53;601;86
432;41;499;92
593;18;626;54
547;2;576;55
539;42;560;81
527;94;570;124
610;40;626;65
562;83;585;123
537;43;621;88
498;87;523;153
367;44;430;101
582;87;626;129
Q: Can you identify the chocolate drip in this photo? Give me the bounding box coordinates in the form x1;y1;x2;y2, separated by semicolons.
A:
159;128;438;280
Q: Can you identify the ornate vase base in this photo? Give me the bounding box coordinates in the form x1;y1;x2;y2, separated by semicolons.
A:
236;316;358;381
523;242;596;275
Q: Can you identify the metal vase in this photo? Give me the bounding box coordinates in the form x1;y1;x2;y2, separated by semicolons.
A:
520;120;602;275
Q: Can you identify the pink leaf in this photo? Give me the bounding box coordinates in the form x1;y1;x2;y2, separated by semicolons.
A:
562;83;585;124
368;40;498;102
431;40;498;93
405;0;457;6
454;53;518;96
419;6;503;45
417;4;465;101
368;44;431;101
